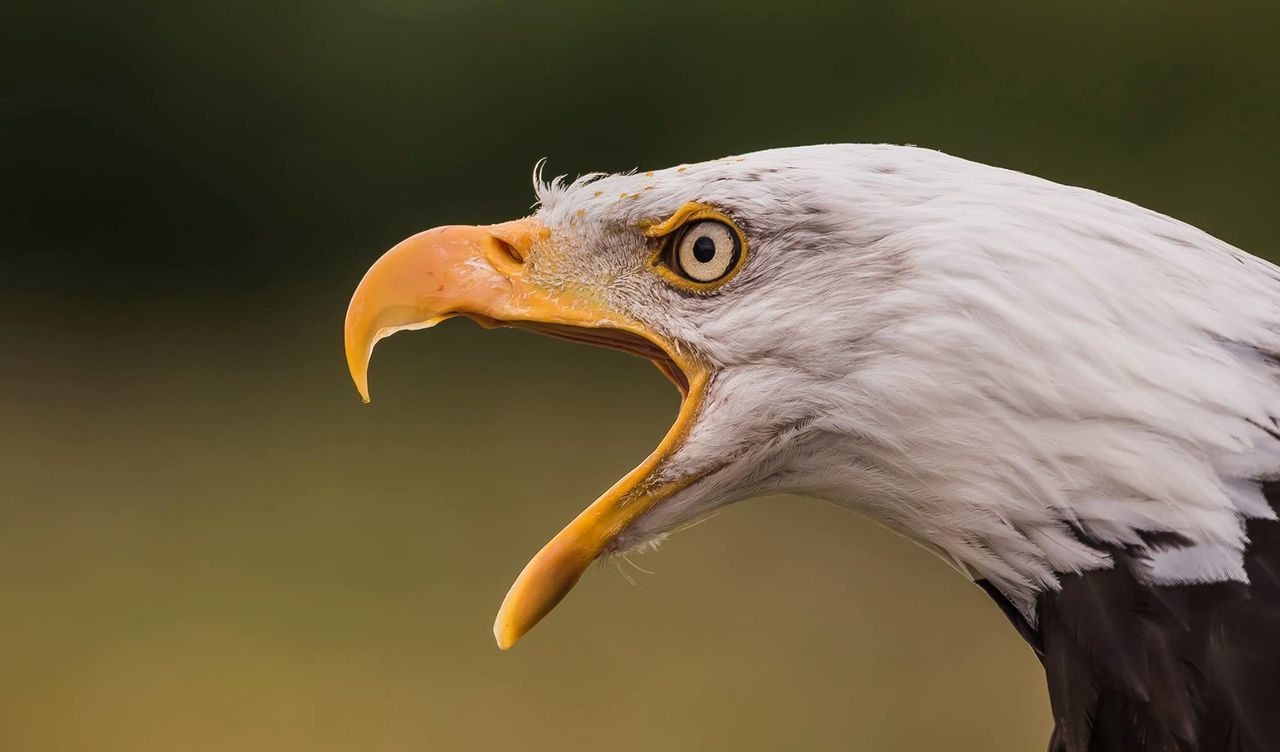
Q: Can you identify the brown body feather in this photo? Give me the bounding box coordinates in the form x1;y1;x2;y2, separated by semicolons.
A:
983;481;1280;752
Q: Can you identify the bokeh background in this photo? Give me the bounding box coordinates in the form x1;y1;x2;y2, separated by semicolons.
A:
5;1;1280;750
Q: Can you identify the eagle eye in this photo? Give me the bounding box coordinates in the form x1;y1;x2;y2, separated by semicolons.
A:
668;219;742;285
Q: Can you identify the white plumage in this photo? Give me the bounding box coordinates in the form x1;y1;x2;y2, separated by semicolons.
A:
537;145;1280;617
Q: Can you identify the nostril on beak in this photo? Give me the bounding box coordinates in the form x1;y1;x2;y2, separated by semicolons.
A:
483;234;527;277
476;218;545;276
495;237;524;265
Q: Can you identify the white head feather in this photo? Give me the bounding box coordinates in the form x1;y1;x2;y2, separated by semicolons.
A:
530;144;1280;617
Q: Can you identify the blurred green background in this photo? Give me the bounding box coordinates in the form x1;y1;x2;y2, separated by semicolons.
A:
4;1;1279;750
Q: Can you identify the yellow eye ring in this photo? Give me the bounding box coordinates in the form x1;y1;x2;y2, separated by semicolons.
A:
644;202;748;291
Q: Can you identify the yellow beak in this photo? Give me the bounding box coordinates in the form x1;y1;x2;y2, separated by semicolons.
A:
344;219;706;649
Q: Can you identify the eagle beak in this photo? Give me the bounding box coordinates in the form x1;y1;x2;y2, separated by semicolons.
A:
344;220;707;650
345;220;554;403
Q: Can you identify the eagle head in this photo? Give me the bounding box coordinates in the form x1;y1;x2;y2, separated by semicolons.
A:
344;145;1280;650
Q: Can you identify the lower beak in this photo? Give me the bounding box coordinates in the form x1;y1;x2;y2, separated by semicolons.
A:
344;219;706;649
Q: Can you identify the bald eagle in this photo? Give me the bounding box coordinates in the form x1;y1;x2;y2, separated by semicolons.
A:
344;145;1280;752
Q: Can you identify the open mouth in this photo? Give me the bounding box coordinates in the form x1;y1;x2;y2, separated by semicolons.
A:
344;219;709;649
499;320;691;397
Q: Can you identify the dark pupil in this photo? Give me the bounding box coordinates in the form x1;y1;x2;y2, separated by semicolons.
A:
692;235;717;263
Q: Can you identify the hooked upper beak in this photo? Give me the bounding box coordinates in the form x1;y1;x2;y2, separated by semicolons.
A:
344;218;707;649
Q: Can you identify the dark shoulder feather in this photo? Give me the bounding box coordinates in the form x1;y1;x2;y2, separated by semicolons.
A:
982;481;1280;752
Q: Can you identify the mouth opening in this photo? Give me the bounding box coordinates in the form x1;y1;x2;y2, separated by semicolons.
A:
469;317;691;397
436;314;708;649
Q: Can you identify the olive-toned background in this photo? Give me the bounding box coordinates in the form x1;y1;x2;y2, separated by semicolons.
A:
5;1;1279;750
